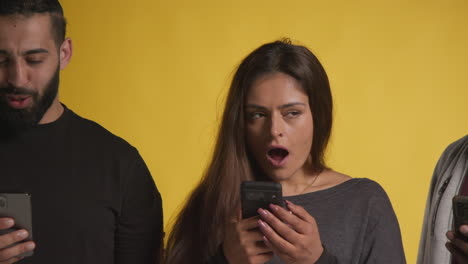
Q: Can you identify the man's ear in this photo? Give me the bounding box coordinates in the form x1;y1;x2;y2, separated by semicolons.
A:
59;37;73;70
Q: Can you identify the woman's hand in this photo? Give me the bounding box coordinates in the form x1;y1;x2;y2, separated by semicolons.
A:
223;212;274;264
257;200;323;264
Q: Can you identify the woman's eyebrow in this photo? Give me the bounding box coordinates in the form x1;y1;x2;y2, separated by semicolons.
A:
245;104;267;110
245;102;306;110
278;102;306;109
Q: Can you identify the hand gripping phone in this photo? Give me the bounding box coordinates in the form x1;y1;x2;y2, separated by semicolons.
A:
0;193;33;257
453;195;468;240
241;181;285;219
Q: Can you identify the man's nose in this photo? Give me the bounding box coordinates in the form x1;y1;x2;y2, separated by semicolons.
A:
7;61;29;88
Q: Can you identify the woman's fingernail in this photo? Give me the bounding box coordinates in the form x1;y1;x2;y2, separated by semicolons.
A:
258;220;268;229
258;208;268;216
258;220;266;228
269;204;279;211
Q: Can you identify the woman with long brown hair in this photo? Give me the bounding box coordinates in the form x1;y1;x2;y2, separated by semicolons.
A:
166;40;406;264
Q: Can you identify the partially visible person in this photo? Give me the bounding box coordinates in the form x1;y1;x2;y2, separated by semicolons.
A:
165;39;405;264
418;135;468;264
0;0;163;263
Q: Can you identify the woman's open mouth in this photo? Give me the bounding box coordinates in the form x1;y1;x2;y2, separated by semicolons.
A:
266;146;289;167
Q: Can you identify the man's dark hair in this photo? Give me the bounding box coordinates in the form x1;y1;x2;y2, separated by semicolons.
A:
0;0;66;47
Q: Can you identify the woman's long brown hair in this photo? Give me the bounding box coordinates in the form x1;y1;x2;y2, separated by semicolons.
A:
165;39;333;264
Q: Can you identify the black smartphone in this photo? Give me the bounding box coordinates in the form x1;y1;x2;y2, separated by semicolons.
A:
0;193;33;257
241;181;285;219
453;195;468;240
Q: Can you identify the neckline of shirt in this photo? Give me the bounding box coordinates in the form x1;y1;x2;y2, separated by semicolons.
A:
284;178;367;201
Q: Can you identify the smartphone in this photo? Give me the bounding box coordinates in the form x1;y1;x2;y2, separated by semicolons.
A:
241;181;285;219
453;195;468;240
0;193;33;257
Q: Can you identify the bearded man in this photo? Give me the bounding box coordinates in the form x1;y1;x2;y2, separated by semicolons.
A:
0;1;163;263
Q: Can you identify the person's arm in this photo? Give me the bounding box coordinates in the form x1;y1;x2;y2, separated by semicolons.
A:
114;152;163;264
419;136;468;263
359;185;406;264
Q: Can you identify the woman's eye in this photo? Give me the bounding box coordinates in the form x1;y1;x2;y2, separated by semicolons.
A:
285;111;301;118
248;112;264;120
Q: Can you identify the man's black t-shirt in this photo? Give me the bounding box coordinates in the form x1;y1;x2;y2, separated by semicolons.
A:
0;106;163;264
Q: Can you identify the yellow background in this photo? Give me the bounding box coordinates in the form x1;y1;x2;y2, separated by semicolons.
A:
60;0;468;262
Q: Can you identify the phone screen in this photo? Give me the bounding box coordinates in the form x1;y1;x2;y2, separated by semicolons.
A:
241;181;284;219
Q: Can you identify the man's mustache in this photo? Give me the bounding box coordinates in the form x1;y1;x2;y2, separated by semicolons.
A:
0;85;36;96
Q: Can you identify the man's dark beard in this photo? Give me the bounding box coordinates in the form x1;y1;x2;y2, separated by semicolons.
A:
0;66;60;134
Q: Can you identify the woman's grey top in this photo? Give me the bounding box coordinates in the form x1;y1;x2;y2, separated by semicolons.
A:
208;178;406;264
267;178;406;264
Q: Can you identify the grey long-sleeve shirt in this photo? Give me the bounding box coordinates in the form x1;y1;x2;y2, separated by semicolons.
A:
266;178;405;264
209;178;405;264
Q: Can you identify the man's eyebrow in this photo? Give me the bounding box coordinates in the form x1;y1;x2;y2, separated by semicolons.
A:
23;49;49;56
0;50;7;55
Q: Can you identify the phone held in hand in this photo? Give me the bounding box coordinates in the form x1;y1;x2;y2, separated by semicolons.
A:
0;193;33;257
241;181;285;219
453;195;468;240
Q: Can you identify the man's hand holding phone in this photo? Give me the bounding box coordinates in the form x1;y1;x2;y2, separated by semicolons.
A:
0;218;35;264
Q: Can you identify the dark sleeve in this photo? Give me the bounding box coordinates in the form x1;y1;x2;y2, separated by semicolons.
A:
315;245;338;264
359;185;406;264
115;152;164;264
